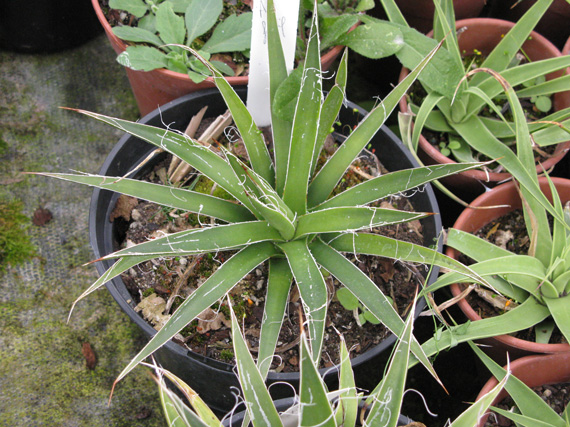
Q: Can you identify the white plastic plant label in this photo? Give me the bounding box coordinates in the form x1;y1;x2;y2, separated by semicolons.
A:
247;0;300;126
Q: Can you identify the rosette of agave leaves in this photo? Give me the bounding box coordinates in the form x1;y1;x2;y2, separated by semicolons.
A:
38;0;485;387
154;298;508;427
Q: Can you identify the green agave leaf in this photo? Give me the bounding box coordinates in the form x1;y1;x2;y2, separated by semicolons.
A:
178;47;276;185
271;67;303;123
185;0;222;43
112;26;163;46
294;206;431;238
155;2;186;47
366;296;416;427
267;0;292;195
464;86;510;126
312;160;486;210
469;0;553;88
335;337;357;427
69;255;157;321
375;0;408;26
279;239;327;363
491;408;558;427
514;74;570;99
446;228;513;261
336;21;403;59
478;107;570;139
224;151;295;239
309;238;442;388
451;115;562;249
326;232;484;284
230;305;283;427
257;258;292;379
159;383;209;427
410;92;444;152
468;55;570;116
109;0;148;18
307;38;446;208
35;172;254;223
532;118;570;147
101;220;283;259
422;255;547;298
202;13;252;54
447;365;510;427
543;294;570;345
114;241;279;385
545;175;566;273
282;9;322;215
69;109;257;211
432;0;462;74
312;48;348;176
408;102;454;133
117;46;168;71
471;342;565;427
298;332;336;427
413;298;551;367
157;368;222;426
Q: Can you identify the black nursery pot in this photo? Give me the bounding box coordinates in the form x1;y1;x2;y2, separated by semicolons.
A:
222;397;415;426
89;87;443;414
0;0;101;53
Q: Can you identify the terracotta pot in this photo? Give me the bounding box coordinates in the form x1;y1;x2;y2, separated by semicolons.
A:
490;0;570;49
447;177;570;365
394;0;486;33
475;352;570;426
91;0;343;116
398;18;570;194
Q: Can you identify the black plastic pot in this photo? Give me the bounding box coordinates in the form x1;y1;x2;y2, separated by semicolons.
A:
89;87;443;414
0;0;101;53
222;397;415;426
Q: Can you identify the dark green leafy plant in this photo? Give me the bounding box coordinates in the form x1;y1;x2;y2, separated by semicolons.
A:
39;0;486;387
336;287;382;326
110;0;252;82
109;0;410;82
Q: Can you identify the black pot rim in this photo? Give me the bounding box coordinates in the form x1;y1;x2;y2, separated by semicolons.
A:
88;86;442;401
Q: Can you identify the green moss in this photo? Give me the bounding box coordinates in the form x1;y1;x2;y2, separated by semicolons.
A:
0;198;36;271
219;349;234;362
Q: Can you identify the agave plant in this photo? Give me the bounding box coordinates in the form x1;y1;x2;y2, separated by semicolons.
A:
408;61;570;363
154;299;509;427
374;0;570;185
37;0;485;387
473;344;570;427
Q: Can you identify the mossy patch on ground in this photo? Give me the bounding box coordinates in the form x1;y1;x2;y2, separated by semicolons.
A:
0;198;36;272
0;34;168;426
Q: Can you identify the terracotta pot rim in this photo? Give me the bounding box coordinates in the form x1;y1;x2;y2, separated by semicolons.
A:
475;352;570;426
91;0;343;83
398;17;570;184
448;177;570;353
